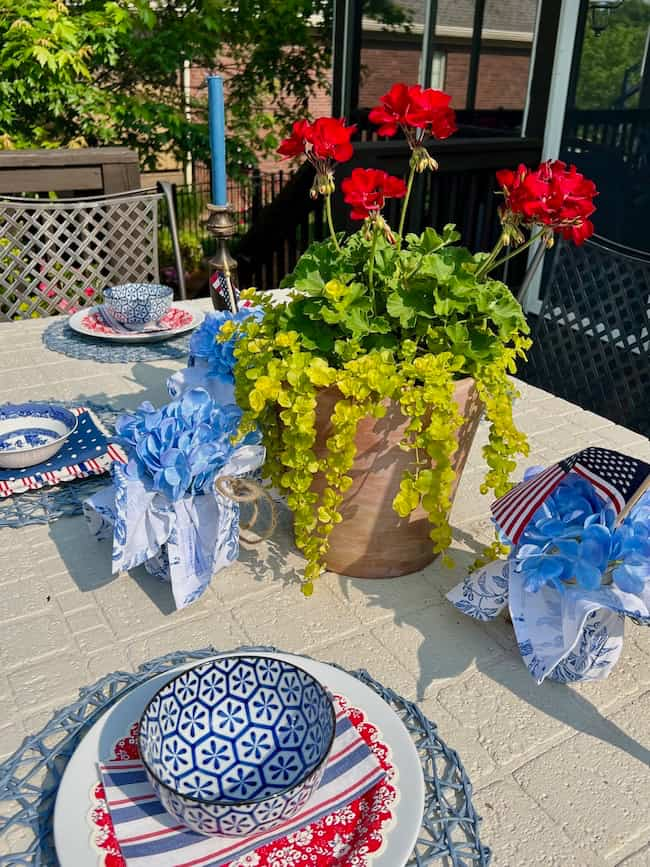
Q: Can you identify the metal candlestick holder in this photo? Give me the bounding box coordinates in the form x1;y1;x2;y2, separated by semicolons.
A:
206;203;239;312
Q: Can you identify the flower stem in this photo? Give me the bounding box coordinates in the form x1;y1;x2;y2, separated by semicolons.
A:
368;220;380;301
325;193;342;254
397;163;417;250
475;236;505;282
486;228;547;274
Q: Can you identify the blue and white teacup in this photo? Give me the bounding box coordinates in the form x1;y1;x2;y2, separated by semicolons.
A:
103;283;173;325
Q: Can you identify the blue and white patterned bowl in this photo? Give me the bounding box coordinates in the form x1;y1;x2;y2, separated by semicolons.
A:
0;403;78;469
103;283;173;325
138;656;336;837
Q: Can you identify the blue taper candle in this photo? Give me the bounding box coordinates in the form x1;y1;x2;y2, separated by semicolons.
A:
207;75;227;206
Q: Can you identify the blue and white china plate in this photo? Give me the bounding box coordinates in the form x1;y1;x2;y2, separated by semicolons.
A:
68;303;204;344
53;651;424;867
0;403;77;469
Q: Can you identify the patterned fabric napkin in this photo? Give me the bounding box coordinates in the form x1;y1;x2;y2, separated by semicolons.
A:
98;306;174;333
446;558;650;683
84;444;265;609
99;697;386;867
0;407;124;498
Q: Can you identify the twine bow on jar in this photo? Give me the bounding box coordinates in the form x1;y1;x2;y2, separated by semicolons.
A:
215;475;277;544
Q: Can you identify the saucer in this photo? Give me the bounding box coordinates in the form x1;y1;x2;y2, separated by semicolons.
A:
68;304;204;343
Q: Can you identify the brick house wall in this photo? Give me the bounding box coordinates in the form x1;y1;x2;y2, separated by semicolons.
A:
359;42;531;111
447;48;532;109
179;33;532;175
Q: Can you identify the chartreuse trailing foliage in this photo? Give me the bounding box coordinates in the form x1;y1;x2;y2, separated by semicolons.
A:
222;224;531;594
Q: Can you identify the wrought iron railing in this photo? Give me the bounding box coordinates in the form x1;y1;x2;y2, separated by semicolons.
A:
564;108;650;166
156;170;294;286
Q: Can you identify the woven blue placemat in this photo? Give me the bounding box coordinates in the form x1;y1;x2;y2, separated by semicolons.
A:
0;401;120;529
0;646;491;866
42;317;191;363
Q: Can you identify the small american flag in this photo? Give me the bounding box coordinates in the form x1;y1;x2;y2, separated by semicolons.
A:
211;269;239;312
491;446;650;544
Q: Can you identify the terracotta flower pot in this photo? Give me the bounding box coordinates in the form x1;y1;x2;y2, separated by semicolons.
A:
310;378;483;579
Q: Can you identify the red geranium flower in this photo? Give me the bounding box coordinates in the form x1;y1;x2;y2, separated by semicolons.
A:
404;86;456;139
277;116;356;198
369;83;456;141
496;160;598;245
307;117;356;163
341;168;407;220
560;219;595;245
368;83;411;137
277;119;313;158
277;117;355;164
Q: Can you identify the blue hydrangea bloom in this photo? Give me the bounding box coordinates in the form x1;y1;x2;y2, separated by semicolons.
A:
189;307;263;379
511;470;650;596
115;388;257;502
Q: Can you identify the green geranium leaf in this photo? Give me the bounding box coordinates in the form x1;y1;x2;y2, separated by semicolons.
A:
415;253;454;283
280;239;350;294
386;291;417;327
405;224;459;254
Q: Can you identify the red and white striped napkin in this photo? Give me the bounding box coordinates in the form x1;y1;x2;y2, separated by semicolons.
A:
99;697;386;867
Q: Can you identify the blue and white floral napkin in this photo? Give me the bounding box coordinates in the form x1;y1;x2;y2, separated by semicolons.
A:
446;559;641;683
84;444;265;610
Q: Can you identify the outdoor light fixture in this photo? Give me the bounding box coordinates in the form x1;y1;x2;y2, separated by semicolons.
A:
589;0;625;36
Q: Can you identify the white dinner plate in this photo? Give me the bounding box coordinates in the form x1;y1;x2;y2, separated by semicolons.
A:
53;651;424;867
68;304;204;343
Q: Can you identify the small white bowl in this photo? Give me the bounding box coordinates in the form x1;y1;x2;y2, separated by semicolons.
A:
0;403;78;469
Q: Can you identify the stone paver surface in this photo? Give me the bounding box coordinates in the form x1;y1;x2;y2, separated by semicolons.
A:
0;302;649;865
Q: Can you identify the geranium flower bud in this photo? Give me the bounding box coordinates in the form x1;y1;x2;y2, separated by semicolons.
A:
410;145;438;173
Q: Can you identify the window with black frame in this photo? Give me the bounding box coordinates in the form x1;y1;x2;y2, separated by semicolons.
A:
561;0;650;251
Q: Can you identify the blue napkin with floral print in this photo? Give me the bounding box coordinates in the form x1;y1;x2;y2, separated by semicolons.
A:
167;307;262;403
84;444;264;609
83;388;265;609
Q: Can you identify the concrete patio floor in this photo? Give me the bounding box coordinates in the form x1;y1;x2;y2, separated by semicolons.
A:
0;305;649;865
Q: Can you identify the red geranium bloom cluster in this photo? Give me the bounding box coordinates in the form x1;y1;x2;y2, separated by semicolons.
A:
278;116;356;197
341;168;407;220
496;160;598;245
369;83;457;142
278;117;356;163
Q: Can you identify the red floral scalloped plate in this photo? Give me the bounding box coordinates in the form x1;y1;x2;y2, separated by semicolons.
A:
89;695;397;867
68;304;201;343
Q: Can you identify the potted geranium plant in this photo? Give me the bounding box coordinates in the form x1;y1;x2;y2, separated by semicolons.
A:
222;83;597;594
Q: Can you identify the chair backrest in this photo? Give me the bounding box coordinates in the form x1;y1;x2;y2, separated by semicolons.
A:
0;186;184;321
521;234;650;436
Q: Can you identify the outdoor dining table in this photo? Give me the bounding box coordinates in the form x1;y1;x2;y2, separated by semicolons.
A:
0;299;649;866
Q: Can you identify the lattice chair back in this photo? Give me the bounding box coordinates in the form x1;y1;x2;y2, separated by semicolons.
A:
522;235;650;436
0;185;185;321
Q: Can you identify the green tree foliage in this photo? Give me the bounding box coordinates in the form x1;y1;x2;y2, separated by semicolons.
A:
576;0;650;109
0;0;409;169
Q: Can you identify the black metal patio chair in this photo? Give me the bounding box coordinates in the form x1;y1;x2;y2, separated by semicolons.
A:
520;234;650;437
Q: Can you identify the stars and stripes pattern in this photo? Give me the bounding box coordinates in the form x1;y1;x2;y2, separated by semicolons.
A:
210;270;239;313
491;447;650;545
0;407;126;498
